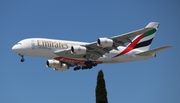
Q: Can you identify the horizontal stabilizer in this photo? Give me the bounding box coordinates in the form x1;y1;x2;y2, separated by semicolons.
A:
136;46;172;56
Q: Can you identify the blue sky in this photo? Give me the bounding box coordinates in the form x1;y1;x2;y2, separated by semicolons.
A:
0;0;179;103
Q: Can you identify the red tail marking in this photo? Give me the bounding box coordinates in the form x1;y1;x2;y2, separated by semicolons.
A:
113;33;145;58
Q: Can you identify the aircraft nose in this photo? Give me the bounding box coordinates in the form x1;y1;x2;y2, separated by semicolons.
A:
12;44;21;53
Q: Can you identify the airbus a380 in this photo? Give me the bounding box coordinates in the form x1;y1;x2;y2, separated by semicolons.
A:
12;22;171;71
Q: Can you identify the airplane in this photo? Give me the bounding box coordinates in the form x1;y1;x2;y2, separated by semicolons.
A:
12;22;172;71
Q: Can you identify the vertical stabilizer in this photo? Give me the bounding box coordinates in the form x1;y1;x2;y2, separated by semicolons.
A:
133;22;159;51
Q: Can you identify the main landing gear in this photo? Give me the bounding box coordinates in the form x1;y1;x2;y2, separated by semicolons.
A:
73;61;97;71
19;54;25;62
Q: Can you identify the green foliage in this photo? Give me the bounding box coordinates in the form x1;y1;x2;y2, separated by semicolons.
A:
95;70;108;103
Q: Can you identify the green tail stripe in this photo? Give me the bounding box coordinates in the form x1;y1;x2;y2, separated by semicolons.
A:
144;28;157;38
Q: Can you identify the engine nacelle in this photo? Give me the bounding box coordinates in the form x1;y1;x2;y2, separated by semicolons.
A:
71;45;87;55
46;59;68;71
97;38;113;47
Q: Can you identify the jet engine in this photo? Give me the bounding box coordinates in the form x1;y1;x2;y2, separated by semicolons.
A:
71;45;87;55
97;38;113;47
46;59;68;71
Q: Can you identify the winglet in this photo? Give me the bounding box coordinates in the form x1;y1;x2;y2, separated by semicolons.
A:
145;22;160;29
135;46;172;56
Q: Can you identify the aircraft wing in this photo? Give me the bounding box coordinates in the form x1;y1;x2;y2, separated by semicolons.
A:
54;48;85;59
54;24;155;60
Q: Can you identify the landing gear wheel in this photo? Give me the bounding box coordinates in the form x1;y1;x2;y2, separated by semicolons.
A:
74;66;81;71
19;54;25;62
20;59;25;62
82;66;85;70
74;67;77;71
93;63;97;67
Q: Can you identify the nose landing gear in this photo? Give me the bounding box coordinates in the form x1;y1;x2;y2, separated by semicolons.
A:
19;54;25;62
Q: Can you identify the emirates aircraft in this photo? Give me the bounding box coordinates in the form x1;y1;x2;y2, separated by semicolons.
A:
12;22;171;71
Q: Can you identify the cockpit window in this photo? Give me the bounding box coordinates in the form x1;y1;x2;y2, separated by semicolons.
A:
17;43;21;45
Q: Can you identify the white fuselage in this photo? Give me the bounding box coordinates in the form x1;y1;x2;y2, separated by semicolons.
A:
12;38;153;64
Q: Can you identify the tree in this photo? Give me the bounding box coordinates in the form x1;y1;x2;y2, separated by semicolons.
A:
95;70;108;103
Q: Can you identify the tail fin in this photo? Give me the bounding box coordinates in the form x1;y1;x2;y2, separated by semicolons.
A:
132;22;159;51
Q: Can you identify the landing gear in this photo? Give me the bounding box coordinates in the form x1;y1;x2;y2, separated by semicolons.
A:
19;54;25;62
73;61;97;71
20;59;25;62
93;63;97;67
73;66;81;71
